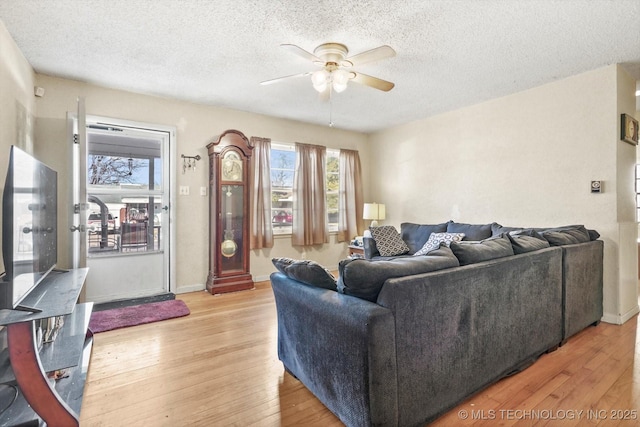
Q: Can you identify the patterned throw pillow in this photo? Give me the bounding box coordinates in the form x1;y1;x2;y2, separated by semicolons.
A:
413;232;465;256
369;225;410;257
271;258;337;291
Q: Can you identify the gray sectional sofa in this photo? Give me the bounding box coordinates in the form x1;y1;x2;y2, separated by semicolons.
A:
270;221;603;426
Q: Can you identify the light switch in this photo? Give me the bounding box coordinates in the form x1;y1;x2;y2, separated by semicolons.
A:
200;186;207;196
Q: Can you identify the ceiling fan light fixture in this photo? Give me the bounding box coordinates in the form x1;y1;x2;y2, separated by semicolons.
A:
312;69;329;92
332;69;350;93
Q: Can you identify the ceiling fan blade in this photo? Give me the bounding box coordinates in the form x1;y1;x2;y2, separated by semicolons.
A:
280;44;322;64
350;72;395;92
345;45;396;67
260;71;312;86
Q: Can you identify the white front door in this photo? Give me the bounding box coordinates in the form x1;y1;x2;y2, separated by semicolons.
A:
71;112;175;303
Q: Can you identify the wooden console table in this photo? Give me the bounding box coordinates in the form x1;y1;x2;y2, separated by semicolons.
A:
0;268;92;426
348;245;365;258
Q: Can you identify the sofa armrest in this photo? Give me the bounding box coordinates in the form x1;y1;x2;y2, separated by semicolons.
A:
270;272;398;427
363;236;380;259
561;240;603;341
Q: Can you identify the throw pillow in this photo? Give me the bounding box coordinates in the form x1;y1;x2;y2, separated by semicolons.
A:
507;233;551;254
271;258;337;291
537;225;591;246
369;225;410;257
413;232;465;256
446;221;494;241
337;247;460;302
587;229;600;240
272;257;296;274
509;228;546;239
449;234;514;266
400;222;449;254
491;223;524;236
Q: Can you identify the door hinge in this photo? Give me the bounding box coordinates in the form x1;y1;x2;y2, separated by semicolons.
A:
73;134;79;144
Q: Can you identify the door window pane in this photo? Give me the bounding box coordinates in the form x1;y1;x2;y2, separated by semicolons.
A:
87;130;164;256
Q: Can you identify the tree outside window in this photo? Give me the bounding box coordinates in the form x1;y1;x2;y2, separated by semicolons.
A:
269;144;341;234
326;149;339;232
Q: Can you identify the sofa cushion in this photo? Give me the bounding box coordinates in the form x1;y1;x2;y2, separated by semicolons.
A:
413;232;465;256
272;257;296;274
491;223;524;236
400;222;449;254
449;234;515;265
537;225;591;246
272;258;337;291
447;221;494;241
507;232;551;254
337;246;460;302
369;225;410;257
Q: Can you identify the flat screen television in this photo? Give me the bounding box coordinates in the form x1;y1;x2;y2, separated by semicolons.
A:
0;146;57;312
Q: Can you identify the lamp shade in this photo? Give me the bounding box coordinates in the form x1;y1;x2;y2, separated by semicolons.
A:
363;203;386;227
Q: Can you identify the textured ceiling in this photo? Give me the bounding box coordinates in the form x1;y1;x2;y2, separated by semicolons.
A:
1;0;639;133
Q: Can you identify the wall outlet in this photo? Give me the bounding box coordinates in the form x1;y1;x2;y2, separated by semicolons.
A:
200;186;207;196
179;185;190;195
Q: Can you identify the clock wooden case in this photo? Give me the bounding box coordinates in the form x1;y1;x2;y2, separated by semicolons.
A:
206;129;254;294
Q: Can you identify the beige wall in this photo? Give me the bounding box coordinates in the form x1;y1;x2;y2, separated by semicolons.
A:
368;64;638;324
32;74;368;292
2;23;638;323
0;22;36;274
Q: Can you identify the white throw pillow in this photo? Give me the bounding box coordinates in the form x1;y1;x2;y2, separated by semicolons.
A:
413;232;465;256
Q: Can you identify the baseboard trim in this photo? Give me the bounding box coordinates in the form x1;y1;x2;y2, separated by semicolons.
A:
176;284;206;294
602;304;640;325
254;274;271;282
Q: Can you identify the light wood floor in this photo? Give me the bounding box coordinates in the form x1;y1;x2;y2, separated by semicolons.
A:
79;280;640;426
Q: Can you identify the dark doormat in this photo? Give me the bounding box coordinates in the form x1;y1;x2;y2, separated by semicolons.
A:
89;299;190;333
92;292;175;312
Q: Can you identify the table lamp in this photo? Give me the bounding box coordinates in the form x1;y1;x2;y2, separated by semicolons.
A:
363;203;386;227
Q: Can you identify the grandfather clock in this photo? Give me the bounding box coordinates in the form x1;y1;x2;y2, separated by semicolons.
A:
206;129;254;294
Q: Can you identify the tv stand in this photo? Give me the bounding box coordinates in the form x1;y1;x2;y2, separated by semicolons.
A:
0;268;91;426
12;305;42;314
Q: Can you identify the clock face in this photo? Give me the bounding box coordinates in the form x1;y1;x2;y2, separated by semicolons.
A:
222;151;242;181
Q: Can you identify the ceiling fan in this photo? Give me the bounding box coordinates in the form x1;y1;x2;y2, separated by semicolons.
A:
260;42;396;94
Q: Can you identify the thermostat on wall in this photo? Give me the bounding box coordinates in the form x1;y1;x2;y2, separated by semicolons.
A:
590;181;602;193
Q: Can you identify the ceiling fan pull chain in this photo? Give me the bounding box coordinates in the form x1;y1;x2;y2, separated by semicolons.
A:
329;86;334;127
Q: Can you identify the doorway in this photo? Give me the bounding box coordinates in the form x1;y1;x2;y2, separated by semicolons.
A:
74;115;176;303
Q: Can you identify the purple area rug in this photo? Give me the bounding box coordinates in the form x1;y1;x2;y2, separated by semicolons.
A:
89;299;190;333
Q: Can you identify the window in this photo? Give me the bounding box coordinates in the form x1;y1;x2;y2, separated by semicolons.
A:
271;143;295;235
326;149;339;232
269;143;340;234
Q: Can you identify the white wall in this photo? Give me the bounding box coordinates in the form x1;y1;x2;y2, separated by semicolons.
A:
32;74;368;293
0;22;36;275
368;64;638;324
